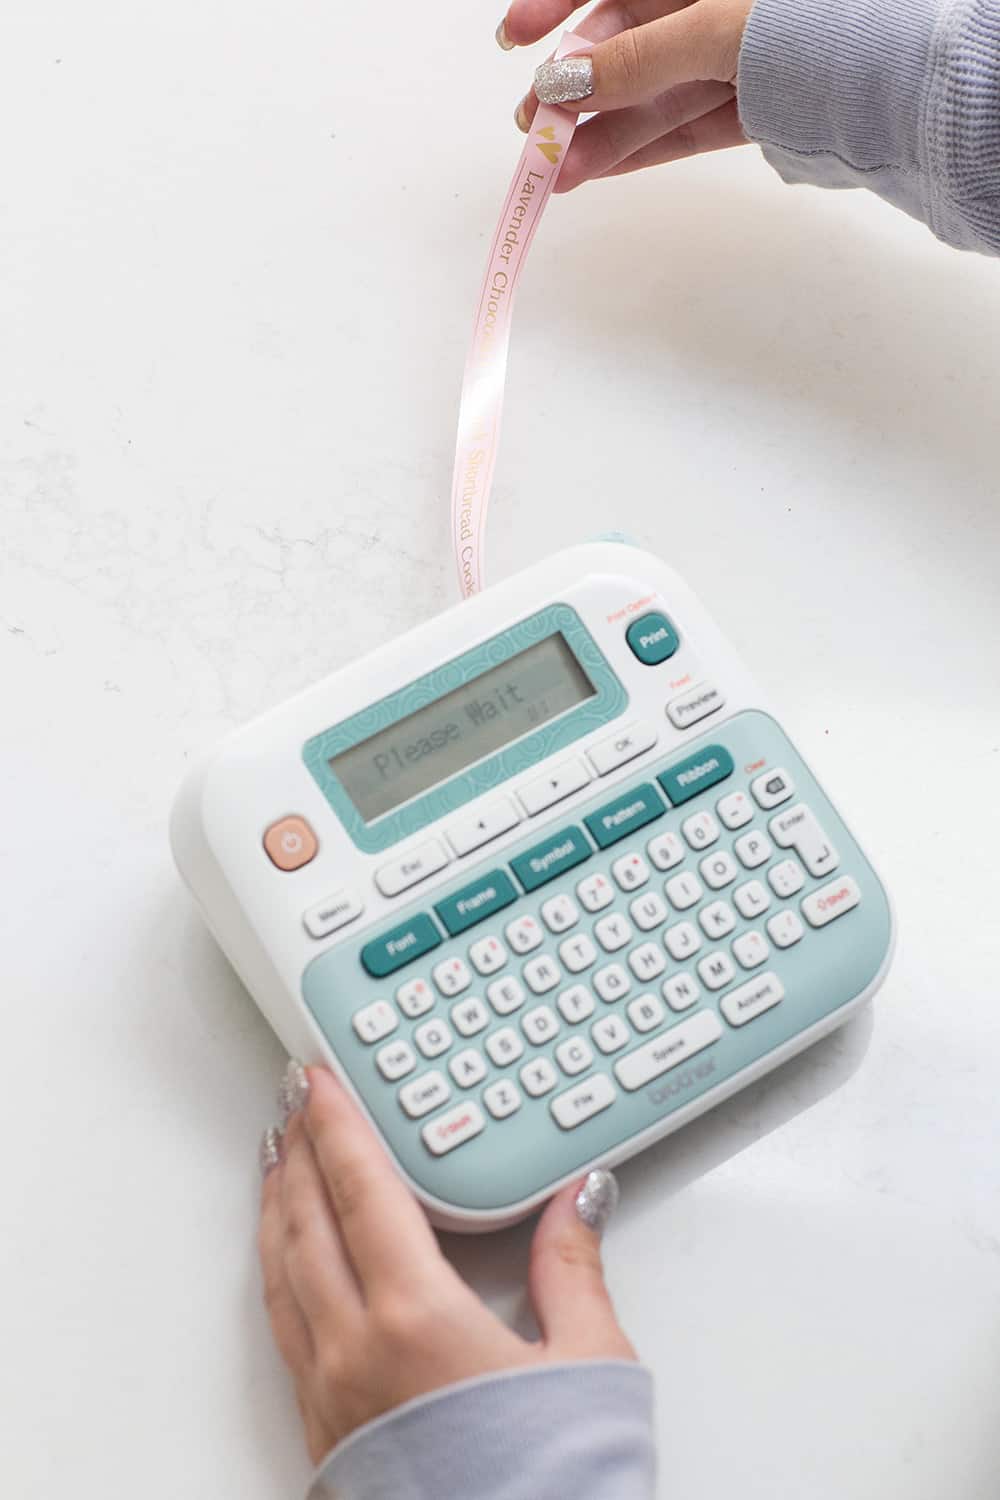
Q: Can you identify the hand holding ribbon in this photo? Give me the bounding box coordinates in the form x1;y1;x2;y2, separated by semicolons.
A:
449;32;593;600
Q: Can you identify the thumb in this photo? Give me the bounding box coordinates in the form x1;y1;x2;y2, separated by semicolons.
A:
534;2;747;113
528;1170;635;1359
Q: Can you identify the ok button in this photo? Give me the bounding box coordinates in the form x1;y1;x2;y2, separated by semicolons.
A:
587;720;658;777
626;611;680;665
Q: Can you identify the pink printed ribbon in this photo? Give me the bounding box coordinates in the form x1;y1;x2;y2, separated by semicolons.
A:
450;32;592;599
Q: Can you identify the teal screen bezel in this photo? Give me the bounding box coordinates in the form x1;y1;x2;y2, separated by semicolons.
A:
302;603;628;854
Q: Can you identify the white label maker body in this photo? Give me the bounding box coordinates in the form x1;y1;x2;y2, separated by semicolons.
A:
171;542;895;1231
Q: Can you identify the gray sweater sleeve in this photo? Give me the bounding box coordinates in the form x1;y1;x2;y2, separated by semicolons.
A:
306;1361;656;1500
737;0;1000;256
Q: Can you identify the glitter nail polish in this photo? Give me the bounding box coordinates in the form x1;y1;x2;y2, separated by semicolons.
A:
495;18;514;50
534;57;593;106
575;1169;619;1234
259;1125;283;1178
278;1058;310;1122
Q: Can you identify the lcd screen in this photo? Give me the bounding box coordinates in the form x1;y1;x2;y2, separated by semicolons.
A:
329;632;596;823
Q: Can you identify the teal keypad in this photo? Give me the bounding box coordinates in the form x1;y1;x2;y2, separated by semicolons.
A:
436;870;519;936
584;783;665;849
361;914;442;977
303;710;893;1218
510;826;591;892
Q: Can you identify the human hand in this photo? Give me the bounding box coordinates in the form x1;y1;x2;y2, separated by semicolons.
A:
498;0;754;191
258;1062;634;1465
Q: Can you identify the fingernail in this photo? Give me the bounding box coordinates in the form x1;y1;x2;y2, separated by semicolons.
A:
278;1059;310;1123
495;17;514;50
575;1169;619;1235
534;57;593;105
514;97;530;133
259;1125;283;1178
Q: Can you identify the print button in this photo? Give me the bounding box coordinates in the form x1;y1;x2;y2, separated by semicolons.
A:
625;611;680;665
263;815;318;872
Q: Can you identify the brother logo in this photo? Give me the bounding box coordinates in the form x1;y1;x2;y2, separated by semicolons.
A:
647;1055;717;1107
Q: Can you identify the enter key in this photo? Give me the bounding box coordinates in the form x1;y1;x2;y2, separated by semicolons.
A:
769;803;839;878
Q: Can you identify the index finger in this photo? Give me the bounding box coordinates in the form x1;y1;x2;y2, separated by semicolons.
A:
503;0;590;48
504;0;695;48
510;0;696;133
302;1067;446;1297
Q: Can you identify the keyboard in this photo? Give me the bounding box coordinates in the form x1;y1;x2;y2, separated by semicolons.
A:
302;709;891;1221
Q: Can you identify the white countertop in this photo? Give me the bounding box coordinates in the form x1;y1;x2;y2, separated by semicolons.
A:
3;4;999;1497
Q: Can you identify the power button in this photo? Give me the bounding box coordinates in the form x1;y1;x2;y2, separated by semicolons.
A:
263;815;318;872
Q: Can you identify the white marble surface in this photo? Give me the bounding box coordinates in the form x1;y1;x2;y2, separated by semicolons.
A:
3;3;999;1496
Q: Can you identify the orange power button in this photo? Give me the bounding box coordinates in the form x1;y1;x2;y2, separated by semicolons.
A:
263;815;318;872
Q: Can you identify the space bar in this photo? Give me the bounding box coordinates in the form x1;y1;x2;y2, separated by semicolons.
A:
614;1010;723;1092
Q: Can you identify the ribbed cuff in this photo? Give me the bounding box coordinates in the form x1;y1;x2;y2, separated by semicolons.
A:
308;1361;656;1500
737;0;942;228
